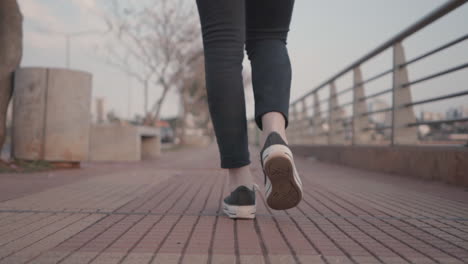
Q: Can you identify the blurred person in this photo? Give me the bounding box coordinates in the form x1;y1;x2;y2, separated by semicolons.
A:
195;0;303;219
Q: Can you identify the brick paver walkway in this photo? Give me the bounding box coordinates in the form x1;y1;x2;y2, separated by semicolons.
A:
0;143;467;264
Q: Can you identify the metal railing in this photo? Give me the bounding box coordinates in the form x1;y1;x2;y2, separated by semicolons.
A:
248;0;468;146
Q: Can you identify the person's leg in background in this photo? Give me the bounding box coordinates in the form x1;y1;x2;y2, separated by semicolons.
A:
195;0;255;192
245;0;295;146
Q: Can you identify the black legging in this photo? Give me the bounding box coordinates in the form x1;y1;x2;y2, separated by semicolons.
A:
196;0;295;169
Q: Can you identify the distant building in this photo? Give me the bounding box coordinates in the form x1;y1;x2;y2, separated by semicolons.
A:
446;105;468;120
420;111;444;121
462;105;468;117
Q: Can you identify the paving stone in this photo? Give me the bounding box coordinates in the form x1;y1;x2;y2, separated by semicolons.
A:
120;253;153;264
297;255;325;264
60;252;97;264
181;254;208;264
269;254;296;264
151;253;180;264
211;254;236;264
324;256;355;263
239;255;266;264
90;252;126;264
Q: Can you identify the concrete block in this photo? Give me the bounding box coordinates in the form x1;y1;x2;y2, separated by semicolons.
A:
89;125;140;161
89;124;161;161
141;136;160;160
12;67;92;161
138;126;161;160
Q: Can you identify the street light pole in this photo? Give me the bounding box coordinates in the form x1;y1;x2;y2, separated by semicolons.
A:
31;27;111;69
127;73;132;120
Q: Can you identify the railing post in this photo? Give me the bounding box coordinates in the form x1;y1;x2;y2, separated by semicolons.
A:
296;101;305;144
301;98;313;144
296;100;304;144
290;102;299;144
312;92;325;144
328;82;345;144
392;42;418;145
301;99;307;122
352;67;371;145
293;102;299;120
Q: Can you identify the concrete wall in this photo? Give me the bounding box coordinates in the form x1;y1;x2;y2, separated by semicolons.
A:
13;68;92;161
290;145;468;187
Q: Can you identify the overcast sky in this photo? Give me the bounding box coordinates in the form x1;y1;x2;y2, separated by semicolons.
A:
17;0;468;121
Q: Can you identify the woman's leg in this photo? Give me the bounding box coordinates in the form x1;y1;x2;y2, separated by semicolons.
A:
245;0;295;145
195;0;254;190
246;0;302;211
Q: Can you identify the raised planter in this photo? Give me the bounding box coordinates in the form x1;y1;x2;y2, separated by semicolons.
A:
12;67;92;162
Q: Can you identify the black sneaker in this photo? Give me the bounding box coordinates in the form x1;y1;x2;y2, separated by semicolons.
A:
260;131;303;210
222;185;257;219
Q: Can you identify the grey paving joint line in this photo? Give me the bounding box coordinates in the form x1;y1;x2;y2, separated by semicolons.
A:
0;209;467;221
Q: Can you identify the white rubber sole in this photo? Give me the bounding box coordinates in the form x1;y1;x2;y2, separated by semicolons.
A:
222;201;256;219
262;144;303;210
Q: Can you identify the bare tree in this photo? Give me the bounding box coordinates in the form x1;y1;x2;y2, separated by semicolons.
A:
177;56;209;144
100;0;202;124
0;0;22;155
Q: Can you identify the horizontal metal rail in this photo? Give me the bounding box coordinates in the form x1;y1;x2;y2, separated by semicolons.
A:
359;69;394;86
317;97;329;104
362;125;393;131
332;116;352;123
290;0;467;105
403;90;468;107
400;33;468;67
407;117;468;127
334;86;354;97
331;101;353;111
401;62;468;88
360;107;393;117
358;88;392;101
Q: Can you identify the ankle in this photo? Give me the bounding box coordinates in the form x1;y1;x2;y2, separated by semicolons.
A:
262;129;288;145
261;111;288;144
228;165;255;191
228;179;255;192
